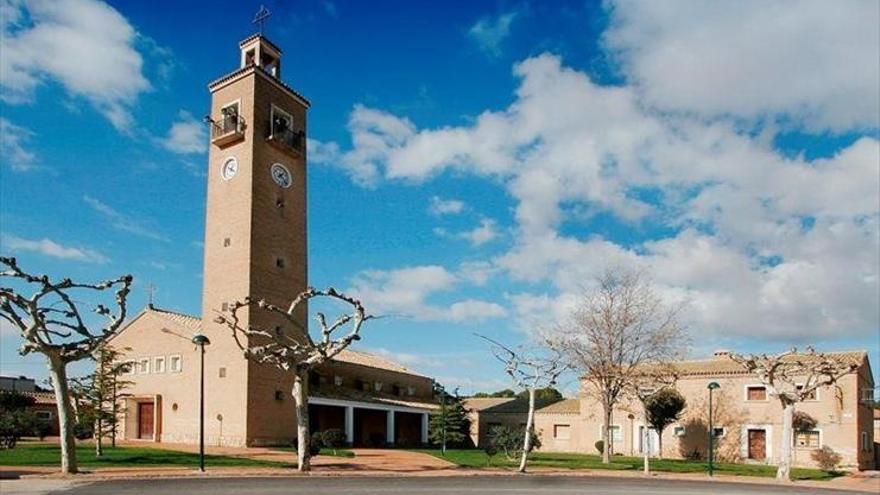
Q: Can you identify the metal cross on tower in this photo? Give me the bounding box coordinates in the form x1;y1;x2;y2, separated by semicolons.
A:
253;5;272;34
146;283;157;308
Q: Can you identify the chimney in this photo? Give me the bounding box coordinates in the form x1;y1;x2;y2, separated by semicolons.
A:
713;349;731;359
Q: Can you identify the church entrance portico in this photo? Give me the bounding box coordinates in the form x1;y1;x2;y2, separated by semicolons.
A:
308;397;430;448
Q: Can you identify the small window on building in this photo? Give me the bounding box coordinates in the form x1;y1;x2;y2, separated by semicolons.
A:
169;355;182;373
862;431;870;452
354;379;365;391
221;302;229;311
674;426;686;437
746;386;767;401
334;376;343;387
245;49;255;66
407;386;416;396
554;424;571;440
276;196;285;209
219;367;227;378
35;410;52;420
275;390;284;401
125;360;136;374
712;427;726;437
795;430;820;448
138;358;150;374
796;385;817;401
276;258;285;268
374;381;383;392
154;356;166;374
601;425;623;442
275;326;283;337
223;237;231;247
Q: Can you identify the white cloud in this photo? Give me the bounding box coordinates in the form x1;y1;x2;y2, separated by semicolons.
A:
1;234;108;263
459;218;499;247
323;49;879;343
428;196;466;216
0;118;36;170
1;0;152;130
159;111;205;154
83;195;168;242
468;11;518;57
347;265;506;322
603;0;880;131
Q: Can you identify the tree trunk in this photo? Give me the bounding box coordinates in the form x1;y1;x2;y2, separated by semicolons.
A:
643;425;649;475
518;388;536;473
48;356;78;474
602;403;612;464
95;416;103;456
292;369;311;472
111;379;117;448
657;428;663;459
777;402;794;481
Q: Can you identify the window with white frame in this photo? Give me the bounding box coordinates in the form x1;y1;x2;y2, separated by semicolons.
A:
334;375;343;386
794;430;820;448
154;356;166;373
125;360;136;374
374;381;383;392
169;355;182;373
554;424;571;440
674;426;686;437
138;358;150;374
601;425;623;442
712;426;726;437
407;386;416;396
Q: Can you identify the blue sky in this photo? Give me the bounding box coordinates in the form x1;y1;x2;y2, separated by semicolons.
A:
1;0;879;393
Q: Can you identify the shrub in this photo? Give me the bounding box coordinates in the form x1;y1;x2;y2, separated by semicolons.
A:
488;425;541;460
484;444;498;466
320;428;347;455
683;448;703;461
0;411;35;449
594;440;604;455
32;419;52;440
811;446;842;472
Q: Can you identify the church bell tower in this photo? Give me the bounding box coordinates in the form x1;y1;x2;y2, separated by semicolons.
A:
200;33;309;445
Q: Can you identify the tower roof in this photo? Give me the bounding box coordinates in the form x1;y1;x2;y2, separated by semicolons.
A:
239;33;283;54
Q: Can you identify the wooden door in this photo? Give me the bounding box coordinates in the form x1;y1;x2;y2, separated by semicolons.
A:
747;429;766;460
138;402;154;439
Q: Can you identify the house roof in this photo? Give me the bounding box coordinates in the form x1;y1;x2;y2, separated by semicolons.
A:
463;397;517;412
19;391;56;405
669;350;868;378
122;306;428;378
537;399;580;415
464;397;534;414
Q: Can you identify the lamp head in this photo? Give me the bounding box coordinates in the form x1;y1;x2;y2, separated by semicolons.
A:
192;333;211;346
707;381;720;390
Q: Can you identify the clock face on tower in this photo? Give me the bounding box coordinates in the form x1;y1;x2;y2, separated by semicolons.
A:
221;157;238;181
270;163;292;188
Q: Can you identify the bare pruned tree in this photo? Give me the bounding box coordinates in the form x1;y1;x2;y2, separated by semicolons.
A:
478;334;568;473
729;347;858;481
550;266;686;464
215;287;371;472
0;257;132;474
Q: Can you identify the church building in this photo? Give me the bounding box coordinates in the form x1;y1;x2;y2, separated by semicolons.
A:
110;33;437;448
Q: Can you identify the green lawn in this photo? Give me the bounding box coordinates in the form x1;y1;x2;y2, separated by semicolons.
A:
0;441;291;468
416;449;840;481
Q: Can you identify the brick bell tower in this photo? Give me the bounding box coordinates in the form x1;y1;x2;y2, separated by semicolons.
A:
200;33;309;446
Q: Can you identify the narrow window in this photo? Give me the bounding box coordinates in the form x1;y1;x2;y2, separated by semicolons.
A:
407;386;416;396
392;385;401;396
221;302;229;311
219;367;227;378
169;355;182;373
275;390;284;401
223;237;231;247
153;356;166;373
334;376;343;386
275;326;283;337
374;381;383;392
138;358;150;374
276;258;285;268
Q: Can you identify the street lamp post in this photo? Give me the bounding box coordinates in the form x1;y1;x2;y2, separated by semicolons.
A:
192;333;211;472
707;381;720;476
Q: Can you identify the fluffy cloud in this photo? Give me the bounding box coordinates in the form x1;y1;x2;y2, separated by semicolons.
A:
83;195;168;242
468;11;518;57
347;265;506;322
322;46;879;343
604;0;880;131
428;196;466;216
0;118;36;171
2;234;108;263
459;218;500;247
1;0;151;130
159;111;206;154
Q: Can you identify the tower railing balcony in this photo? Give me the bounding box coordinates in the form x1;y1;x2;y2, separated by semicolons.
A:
210;114;245;147
266;122;305;155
